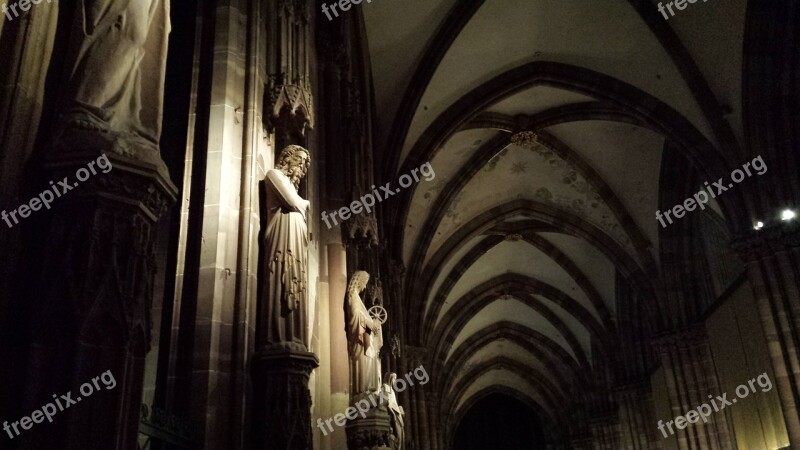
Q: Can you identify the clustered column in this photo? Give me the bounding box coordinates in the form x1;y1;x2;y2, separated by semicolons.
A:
10;0;176;447
614;382;660;450
18;149;175;450
733;224;800;447
589;414;621;449
250;1;318;449
652;327;735;449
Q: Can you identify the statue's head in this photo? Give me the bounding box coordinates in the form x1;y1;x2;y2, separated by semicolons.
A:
348;270;370;294
384;372;397;386
275;145;310;188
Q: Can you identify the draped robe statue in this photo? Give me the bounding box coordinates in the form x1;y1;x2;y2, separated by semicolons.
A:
382;373;406;450
60;0;170;148
262;145;311;347
345;271;383;394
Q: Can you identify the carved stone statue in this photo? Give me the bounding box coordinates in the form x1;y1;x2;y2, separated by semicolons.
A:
382;373;405;450
59;0;171;150
345;271;383;394
262;145;311;348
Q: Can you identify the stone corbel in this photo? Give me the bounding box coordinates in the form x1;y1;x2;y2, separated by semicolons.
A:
343;210;379;247
266;75;314;138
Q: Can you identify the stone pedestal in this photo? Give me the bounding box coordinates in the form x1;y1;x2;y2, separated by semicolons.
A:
345;398;394;450
251;345;319;450
14;131;176;449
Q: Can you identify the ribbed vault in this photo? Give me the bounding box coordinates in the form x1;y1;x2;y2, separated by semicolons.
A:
362;0;757;445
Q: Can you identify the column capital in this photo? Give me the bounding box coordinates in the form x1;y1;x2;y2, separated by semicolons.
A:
732;222;800;262
612;379;651;395
403;345;429;368
587;413;618;425
651;324;708;353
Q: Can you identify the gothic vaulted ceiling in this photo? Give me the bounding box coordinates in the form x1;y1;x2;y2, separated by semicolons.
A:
362;0;745;436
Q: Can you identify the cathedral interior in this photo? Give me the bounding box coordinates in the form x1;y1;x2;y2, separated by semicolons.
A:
1;0;799;449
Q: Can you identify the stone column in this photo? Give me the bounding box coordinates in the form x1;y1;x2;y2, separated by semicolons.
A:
404;345;428;450
0;2;58;353
328;242;349;449
16;139;175;449
567;434;594;450
250;1;318;448
614;382;658;450
652;327;735;449
733;224;800;447
589;415;620;449
251;172;319;450
426;391;443;450
405;380;421;450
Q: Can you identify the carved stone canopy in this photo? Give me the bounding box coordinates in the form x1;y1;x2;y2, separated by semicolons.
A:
267;79;314;132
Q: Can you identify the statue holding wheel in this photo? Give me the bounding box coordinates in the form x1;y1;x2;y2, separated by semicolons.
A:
345;270;386;394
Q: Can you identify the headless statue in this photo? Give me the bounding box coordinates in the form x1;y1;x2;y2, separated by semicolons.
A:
60;0;170;150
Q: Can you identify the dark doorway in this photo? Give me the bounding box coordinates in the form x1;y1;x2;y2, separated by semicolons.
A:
453;393;545;450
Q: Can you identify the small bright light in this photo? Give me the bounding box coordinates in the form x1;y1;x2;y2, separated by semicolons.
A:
754;221;764;230
781;210;796;221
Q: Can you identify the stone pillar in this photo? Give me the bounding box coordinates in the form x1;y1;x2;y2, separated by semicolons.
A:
251;180;319;450
567;434;594;450
589;415;620;449
652;327;735;449
328;242;349;449
426;391;443;450
250;1;318;448
733;224;800;447
16;140;175;449
615;382;658;450
0;1;58;351
405;381;421;450
404;345;428;450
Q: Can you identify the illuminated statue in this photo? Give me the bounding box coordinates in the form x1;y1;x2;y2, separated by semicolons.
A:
345;271;383;393
262;145;311;347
